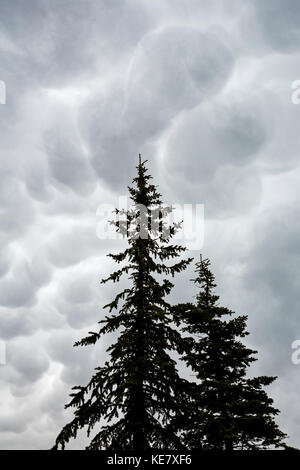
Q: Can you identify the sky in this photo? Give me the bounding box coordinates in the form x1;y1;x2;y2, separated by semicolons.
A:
0;0;300;449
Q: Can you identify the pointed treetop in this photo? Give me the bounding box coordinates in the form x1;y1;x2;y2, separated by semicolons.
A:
51;157;193;450
139;153;142;165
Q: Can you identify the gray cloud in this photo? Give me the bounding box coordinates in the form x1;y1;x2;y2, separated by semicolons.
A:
243;205;300;358
0;308;36;340
0;172;35;242
4;336;50;386
80;25;234;189
44;128;96;195
0;0;300;450
0;254;51;308
161;90;273;216
253;0;300;53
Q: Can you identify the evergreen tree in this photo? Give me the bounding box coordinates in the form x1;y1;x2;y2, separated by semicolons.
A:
52;156;192;450
173;255;288;450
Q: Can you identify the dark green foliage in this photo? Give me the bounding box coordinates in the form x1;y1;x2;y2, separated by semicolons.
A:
52;157;192;450
174;256;288;450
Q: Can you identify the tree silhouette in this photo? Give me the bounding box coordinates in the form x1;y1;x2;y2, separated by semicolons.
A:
52;156;192;450
173;255;288;450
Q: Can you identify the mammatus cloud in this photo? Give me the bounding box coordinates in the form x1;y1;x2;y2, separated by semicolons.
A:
80;25;234;189
0;0;300;449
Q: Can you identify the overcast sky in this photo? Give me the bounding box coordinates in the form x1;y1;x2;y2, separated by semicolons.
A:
1;0;300;449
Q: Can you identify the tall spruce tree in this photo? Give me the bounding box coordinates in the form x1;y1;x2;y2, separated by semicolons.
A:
52;156;192;450
174;255;288;450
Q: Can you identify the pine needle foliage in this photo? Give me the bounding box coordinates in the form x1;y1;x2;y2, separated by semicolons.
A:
174;256;288;450
52;157;192;450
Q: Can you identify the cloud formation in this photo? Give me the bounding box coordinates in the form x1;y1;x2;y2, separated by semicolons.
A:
0;0;300;449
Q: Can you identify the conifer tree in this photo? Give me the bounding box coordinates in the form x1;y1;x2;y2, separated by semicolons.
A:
174;255;288;450
52;156;192;450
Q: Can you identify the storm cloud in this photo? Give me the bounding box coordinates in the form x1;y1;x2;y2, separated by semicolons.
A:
0;0;300;449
